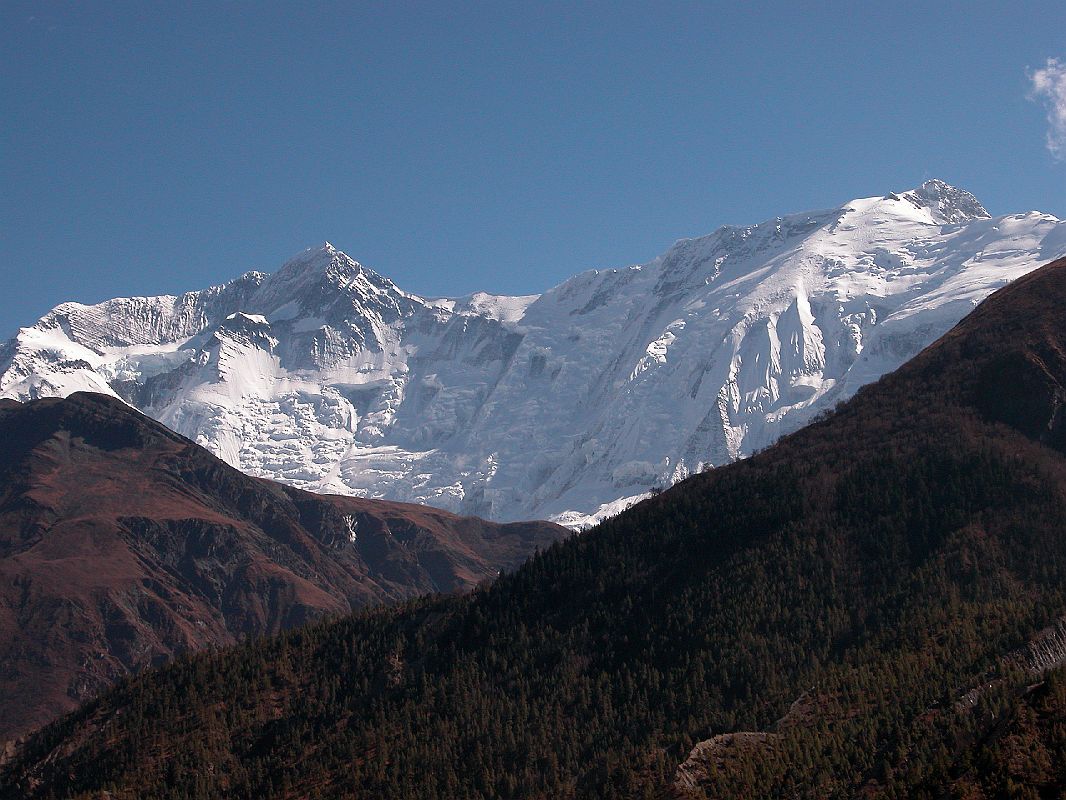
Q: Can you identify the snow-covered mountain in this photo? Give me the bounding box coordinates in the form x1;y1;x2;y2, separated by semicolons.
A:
3;180;1064;525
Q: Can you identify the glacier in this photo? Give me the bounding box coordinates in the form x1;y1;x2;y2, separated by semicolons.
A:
3;180;1064;525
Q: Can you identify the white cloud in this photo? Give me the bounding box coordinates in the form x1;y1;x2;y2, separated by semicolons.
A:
1029;57;1066;161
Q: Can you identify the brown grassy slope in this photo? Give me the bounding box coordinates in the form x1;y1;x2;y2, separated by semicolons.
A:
0;392;565;742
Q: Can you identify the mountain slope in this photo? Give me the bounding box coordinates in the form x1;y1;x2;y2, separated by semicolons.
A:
7;257;1066;798
0;392;565;743
3;181;1064;524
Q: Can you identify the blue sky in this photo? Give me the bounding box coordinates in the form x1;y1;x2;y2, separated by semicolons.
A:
2;2;1064;338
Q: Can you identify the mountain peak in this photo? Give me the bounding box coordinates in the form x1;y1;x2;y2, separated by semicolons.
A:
894;179;990;223
0;189;1062;527
280;242;358;273
264;243;375;296
247;243;416;327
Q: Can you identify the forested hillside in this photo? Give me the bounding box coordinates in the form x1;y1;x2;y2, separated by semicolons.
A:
6;257;1066;798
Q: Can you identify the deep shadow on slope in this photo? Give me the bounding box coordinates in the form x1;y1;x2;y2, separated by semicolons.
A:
5;259;1066;798
0;393;566;743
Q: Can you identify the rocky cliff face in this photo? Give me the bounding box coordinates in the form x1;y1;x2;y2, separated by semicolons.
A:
3;181;1064;524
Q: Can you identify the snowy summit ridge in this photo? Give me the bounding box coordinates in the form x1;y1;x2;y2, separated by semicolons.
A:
895;178;990;223
3;181;1064;526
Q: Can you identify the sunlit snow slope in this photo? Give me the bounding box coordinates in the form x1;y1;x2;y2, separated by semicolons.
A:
3;180;1064;524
